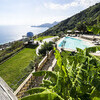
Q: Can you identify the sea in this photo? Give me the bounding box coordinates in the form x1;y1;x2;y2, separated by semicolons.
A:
0;25;48;44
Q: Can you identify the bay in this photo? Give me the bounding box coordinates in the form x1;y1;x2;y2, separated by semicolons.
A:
0;25;48;44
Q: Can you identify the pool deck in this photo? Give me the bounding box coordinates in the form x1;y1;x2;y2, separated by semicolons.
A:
56;36;95;52
81;35;100;40
73;36;95;46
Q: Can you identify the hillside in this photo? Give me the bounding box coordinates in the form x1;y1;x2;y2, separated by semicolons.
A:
31;21;58;28
40;2;100;36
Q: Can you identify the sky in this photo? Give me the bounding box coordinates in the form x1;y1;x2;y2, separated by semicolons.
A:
0;0;100;25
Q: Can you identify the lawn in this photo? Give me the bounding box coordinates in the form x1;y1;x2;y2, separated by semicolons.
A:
0;46;37;90
35;36;55;41
0;50;3;55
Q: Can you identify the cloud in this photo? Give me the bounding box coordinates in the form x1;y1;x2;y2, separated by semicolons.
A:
44;0;100;10
44;2;78;10
78;0;100;8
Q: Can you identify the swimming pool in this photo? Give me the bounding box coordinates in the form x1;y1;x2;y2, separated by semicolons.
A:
58;37;92;50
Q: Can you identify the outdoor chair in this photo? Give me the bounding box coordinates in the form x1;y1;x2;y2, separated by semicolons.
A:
93;39;100;45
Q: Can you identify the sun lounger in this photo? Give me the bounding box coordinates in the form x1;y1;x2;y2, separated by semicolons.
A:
94;41;100;45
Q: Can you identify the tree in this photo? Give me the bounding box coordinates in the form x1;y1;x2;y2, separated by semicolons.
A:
97;15;100;26
39;42;53;56
86;16;100;39
57;31;64;37
87;17;100;38
76;22;87;34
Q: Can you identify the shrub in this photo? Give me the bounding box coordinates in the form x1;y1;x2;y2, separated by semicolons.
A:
11;41;23;50
39;42;54;56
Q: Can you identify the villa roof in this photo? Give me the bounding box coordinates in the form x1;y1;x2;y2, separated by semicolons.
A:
67;30;79;33
67;30;72;32
75;30;79;32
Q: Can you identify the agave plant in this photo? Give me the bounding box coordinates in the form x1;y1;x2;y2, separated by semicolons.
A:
21;47;100;100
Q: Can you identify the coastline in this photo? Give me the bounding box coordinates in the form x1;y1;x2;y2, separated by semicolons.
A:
0;39;23;50
0;25;48;45
0;26;49;49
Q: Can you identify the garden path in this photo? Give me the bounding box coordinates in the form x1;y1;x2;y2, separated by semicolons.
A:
29;54;56;88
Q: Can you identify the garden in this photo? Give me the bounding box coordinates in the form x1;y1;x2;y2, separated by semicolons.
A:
0;44;39;90
21;46;100;100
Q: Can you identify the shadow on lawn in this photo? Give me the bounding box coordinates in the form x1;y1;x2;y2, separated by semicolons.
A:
25;44;38;49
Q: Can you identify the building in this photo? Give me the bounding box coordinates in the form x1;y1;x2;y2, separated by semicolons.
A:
27;32;34;38
27;32;34;44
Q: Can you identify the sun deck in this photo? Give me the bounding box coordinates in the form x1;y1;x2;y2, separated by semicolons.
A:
57;36;95;52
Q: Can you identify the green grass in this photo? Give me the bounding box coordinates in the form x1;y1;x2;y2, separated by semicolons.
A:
0;46;37;90
35;36;55;41
0;50;3;55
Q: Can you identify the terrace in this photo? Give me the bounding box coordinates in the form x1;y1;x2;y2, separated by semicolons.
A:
1;35;100;100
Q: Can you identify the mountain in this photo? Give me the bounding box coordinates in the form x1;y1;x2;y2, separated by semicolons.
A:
31;21;58;28
39;2;100;36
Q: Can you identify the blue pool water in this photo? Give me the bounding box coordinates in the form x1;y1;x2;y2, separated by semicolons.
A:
58;37;91;50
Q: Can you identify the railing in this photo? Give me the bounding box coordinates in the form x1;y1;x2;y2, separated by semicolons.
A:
14;50;53;99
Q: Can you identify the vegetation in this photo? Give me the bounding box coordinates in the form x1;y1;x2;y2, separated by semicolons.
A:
0;41;24;63
39;3;100;36
87;18;100;35
10;41;24;50
0;44;38;90
76;22;87;34
39;42;54;56
35;36;55;41
21;46;100;100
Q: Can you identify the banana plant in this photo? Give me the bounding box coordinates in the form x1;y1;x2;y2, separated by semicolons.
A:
21;47;100;100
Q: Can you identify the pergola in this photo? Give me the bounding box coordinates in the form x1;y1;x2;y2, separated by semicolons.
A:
67;30;72;33
67;30;79;33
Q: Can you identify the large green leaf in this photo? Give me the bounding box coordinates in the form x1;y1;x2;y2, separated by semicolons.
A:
21;92;64;100
54;47;62;68
33;71;57;81
87;25;100;35
76;48;84;55
26;87;46;94
42;80;54;88
33;71;46;76
87;26;93;32
86;47;97;53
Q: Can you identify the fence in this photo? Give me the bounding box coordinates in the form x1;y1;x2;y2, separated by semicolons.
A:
14;50;53;99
